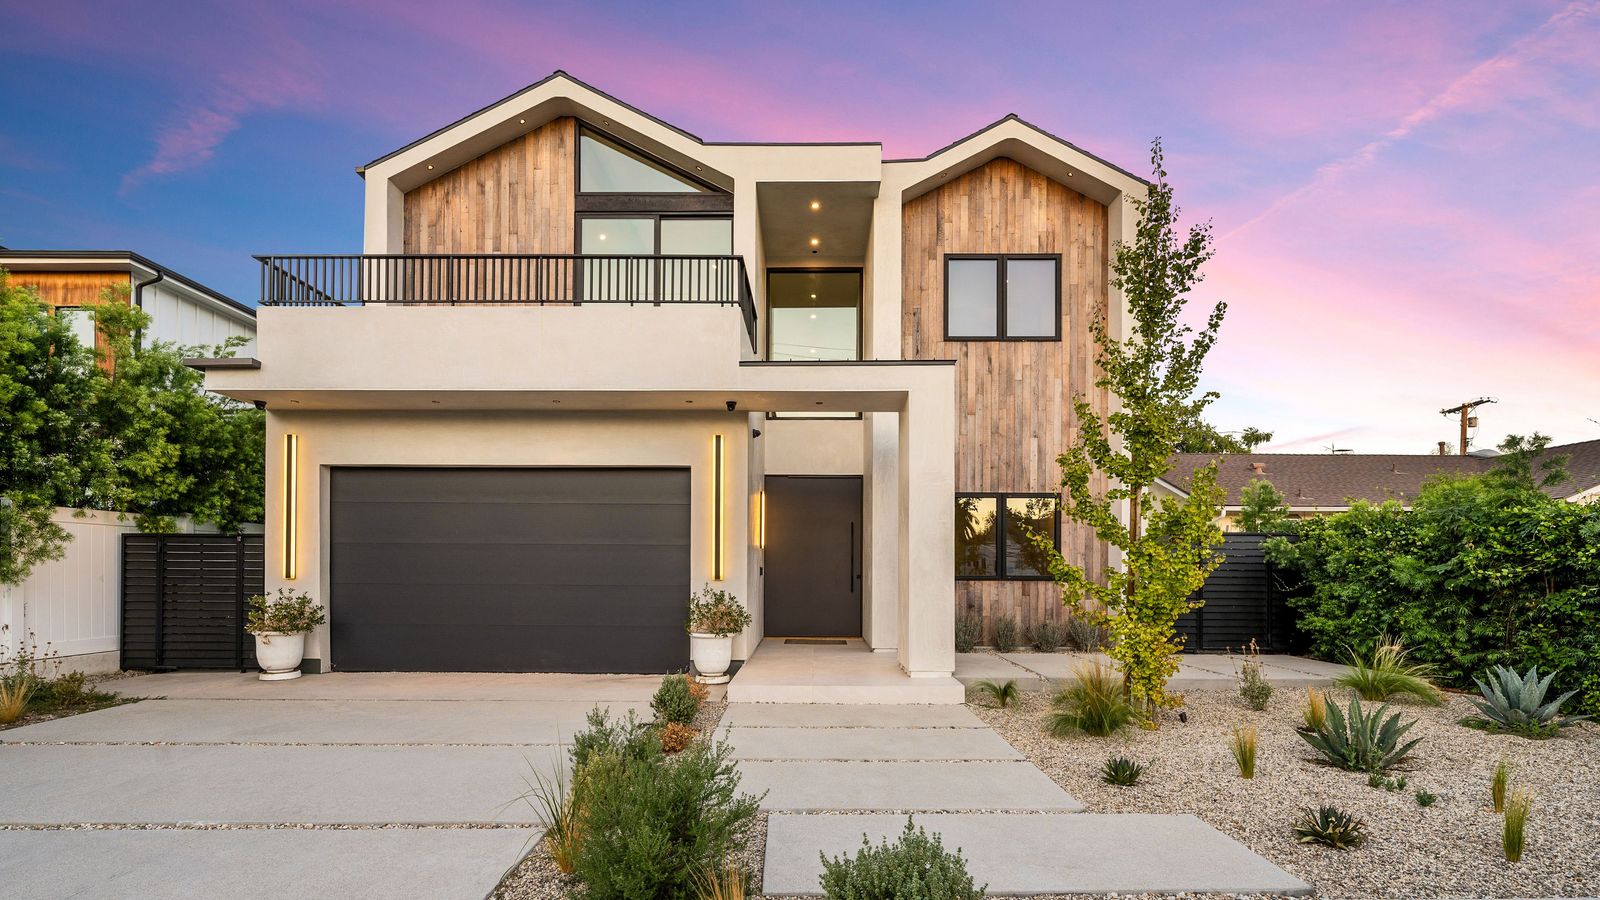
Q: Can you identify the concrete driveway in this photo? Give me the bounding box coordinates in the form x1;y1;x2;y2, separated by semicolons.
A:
0;672;657;900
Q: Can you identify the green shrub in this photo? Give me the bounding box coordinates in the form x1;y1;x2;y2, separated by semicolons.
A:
1065;615;1108;651
955;611;982;654
819;817;986;900
245;589;326;635
1297;696;1421;773
1335;638;1442;705
1101;755;1145;786
573;723;761;900
1027;620;1068;652
570;708;657;771
1237;650;1274;711
652;673;700;726
1414;788;1437;807
1467;665;1590;737
1267;458;1600;717
991;616;1020;653
1048;662;1141;737
687;584;752;636
1293;806;1367;849
972;679;1019;709
1367;773;1407;792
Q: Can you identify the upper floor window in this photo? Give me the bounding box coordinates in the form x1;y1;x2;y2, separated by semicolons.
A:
945;254;1060;341
55;306;97;349
956;493;1060;580
579;130;712;194
767;270;861;361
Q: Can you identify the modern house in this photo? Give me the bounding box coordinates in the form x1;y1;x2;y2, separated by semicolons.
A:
194;71;1148;698
0;250;257;357
1160;440;1600;529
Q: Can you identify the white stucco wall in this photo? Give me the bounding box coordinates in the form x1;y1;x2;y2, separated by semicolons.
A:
763;418;864;475
265;409;759;669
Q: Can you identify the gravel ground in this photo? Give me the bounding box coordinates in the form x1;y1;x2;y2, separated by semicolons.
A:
972;686;1600;899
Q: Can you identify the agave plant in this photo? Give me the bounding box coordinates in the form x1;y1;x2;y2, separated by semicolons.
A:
1293;805;1367;849
1101;755;1146;786
1469;665;1590;737
1297;696;1422;773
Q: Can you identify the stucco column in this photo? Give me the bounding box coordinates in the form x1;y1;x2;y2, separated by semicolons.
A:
861;413;899;650
896;387;956;677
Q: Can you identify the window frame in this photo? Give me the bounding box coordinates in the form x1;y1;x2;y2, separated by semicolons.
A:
942;253;1063;342
763;267;865;420
954;491;1062;581
574;126;733;214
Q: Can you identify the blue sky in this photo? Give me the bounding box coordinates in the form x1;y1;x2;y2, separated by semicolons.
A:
2;0;1597;451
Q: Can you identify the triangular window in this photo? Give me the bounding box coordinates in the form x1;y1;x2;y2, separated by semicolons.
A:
579;130;712;193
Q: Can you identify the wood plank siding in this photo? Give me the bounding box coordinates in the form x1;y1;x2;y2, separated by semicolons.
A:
402;117;576;255
9;271;130;309
901;157;1110;638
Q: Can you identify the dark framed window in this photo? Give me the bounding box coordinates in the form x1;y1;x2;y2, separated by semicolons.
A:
955;493;1060;580
574;127;732;214
576;213;733;302
944;254;1061;341
765;268;863;420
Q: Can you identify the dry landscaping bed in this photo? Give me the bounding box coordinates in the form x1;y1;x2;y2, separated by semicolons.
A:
974;687;1600;899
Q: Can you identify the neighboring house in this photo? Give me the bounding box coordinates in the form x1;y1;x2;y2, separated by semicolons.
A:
0;250;257;358
194;71;1148;681
1159;440;1600;530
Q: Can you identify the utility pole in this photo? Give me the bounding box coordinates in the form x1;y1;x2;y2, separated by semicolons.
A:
1440;398;1496;455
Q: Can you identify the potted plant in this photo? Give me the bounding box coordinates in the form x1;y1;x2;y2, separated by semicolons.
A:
686;584;751;684
245;589;327;681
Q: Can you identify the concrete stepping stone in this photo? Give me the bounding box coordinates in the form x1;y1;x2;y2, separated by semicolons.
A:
0;743;556;825
719;703;985;728
763;812;1311;895
0;827;535;900
721;726;1020;761
736;761;1081;811
0;698;646;746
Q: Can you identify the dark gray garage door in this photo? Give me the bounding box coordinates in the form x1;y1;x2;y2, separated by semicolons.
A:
330;467;691;673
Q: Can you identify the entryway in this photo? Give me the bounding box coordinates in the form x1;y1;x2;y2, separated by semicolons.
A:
761;475;861;638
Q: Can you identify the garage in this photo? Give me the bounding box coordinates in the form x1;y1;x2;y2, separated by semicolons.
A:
329;467;691;673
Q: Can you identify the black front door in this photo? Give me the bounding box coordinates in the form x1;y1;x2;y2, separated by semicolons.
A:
763;475;862;637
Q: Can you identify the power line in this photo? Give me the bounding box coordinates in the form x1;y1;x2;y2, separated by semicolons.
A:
1440;397;1496;456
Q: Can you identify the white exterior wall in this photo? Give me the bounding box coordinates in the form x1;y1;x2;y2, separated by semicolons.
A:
0;509;237;675
142;281;257;356
266;410;760;668
764;419;864;475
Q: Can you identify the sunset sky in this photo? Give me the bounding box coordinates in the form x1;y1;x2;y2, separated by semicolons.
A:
2;0;1596;452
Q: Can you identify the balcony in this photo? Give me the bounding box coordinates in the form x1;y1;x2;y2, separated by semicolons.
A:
255;254;757;351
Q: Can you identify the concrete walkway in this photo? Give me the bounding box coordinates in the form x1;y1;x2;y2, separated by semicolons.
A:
956;650;1348;692
723;703;1309;895
0;671;654;900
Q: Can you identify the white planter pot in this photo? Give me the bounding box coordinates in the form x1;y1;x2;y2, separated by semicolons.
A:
253;631;307;681
689;632;734;684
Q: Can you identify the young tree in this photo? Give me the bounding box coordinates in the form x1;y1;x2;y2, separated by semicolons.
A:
1237;478;1292;532
91;289;264;533
1039;139;1227;713
1485;433;1569;496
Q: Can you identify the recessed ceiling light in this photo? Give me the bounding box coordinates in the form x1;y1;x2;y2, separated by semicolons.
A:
809;237;820;247
809;200;821;211
519;118;526;124
426;164;434;170
809;313;817;319
598;233;607;240
810;293;817;299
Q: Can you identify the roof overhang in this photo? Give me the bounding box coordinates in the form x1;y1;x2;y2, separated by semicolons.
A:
884;115;1148;206
0;250;255;321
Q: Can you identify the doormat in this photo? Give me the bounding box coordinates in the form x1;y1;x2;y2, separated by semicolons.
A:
784;638;847;645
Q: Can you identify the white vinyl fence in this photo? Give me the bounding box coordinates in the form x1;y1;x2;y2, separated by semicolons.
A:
0;508;256;674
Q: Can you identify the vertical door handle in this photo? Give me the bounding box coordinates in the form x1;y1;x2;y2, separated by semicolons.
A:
848;522;855;591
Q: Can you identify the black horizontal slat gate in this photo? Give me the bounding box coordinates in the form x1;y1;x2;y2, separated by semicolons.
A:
121;534;263;670
1177;533;1293;653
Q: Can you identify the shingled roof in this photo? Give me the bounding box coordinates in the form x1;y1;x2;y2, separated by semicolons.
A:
1161;439;1600;509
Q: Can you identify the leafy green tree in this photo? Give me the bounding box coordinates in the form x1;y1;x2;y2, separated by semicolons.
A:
1037;139;1227;713
0;272;112;583
91;290;264;533
1176;422;1273;454
1237;478;1292;532
1485;432;1568;495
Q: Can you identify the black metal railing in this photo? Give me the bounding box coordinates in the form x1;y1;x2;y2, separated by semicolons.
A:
255;254;758;350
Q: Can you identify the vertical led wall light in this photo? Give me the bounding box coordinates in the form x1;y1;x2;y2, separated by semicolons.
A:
282;433;299;580
712;434;725;581
758;489;767;550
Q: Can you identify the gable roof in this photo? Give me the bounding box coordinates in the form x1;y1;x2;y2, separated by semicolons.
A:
0;249;254;319
884;113;1150;187
1162;439;1600;508
358;70;882;175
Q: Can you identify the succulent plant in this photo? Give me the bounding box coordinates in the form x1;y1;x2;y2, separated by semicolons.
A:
1101;755;1146;786
1293;805;1367;849
1469;665;1590;737
1297;696;1421;773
